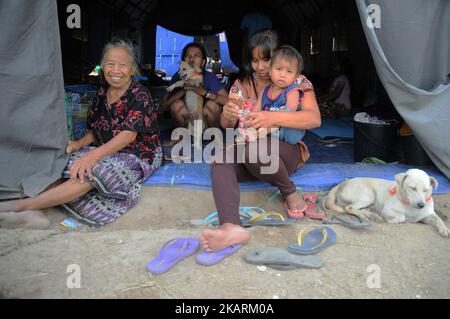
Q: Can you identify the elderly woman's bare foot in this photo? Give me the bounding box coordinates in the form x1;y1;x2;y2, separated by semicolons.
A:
200;223;250;252
284;192;307;215
0;201;18;213
0;210;50;229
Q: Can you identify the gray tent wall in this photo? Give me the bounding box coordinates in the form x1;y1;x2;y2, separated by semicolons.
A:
356;0;450;179
0;0;68;200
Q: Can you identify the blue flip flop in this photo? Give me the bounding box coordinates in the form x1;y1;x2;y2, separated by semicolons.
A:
147;237;200;275
196;244;243;266
288;226;336;255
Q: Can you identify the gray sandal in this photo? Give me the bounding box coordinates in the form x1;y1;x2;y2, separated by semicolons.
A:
322;213;372;229
243;247;324;270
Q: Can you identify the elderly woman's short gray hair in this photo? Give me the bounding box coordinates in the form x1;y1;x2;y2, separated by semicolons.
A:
100;39;141;77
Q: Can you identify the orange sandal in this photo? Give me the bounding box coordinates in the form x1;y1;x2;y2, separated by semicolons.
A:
303;193;327;220
283;199;307;219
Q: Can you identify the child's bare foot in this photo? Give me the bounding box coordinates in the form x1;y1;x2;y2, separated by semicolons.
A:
200;223;250;252
0;210;50;229
284;192;307;215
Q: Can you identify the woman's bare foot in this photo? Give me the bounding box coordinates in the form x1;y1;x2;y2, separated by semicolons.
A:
0;210;50;229
200;223;250;252
284;192;307;215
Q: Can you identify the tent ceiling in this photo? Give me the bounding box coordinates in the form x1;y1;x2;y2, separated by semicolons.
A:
97;0;336;26
98;0;160;23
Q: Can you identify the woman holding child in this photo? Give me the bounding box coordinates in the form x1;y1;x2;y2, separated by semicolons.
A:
201;30;321;252
0;39;162;228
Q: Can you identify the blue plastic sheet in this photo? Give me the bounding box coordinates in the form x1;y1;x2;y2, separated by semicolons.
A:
144;162;450;194
308;118;354;139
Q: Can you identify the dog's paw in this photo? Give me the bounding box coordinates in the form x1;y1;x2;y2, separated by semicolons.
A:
355;213;371;223
437;225;450;238
368;213;384;223
387;215;406;224
360;211;383;223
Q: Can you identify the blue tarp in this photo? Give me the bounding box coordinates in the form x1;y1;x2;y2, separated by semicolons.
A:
308;118;354;139
155;26;238;77
144;162;450;194
155;26;193;77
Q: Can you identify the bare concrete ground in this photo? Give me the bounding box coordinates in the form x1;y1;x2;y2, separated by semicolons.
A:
0;187;449;299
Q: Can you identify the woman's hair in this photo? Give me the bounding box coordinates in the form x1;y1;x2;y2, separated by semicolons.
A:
244;29;278;72
181;42;208;70
240;29;279;97
271;45;304;74
100;38;141;77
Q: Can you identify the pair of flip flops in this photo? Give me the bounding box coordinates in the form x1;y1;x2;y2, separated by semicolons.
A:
284;193;327;220
147;237;243;275
242;226;336;271
190;207;295;227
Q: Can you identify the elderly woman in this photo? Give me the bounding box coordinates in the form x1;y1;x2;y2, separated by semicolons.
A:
0;39;162;228
161;42;228;130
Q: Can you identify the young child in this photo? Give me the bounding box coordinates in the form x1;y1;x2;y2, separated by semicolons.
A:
251;45;306;144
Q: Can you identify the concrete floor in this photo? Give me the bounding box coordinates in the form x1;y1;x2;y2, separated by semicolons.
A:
1;187;449;299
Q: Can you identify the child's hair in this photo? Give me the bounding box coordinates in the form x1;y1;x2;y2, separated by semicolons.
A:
271;45;304;74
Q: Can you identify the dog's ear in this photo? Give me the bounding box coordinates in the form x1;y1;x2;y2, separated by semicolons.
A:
430;176;439;191
395;173;408;187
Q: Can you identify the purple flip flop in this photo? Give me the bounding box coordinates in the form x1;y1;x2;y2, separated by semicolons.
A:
196;244;243;266
147;237;200;275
